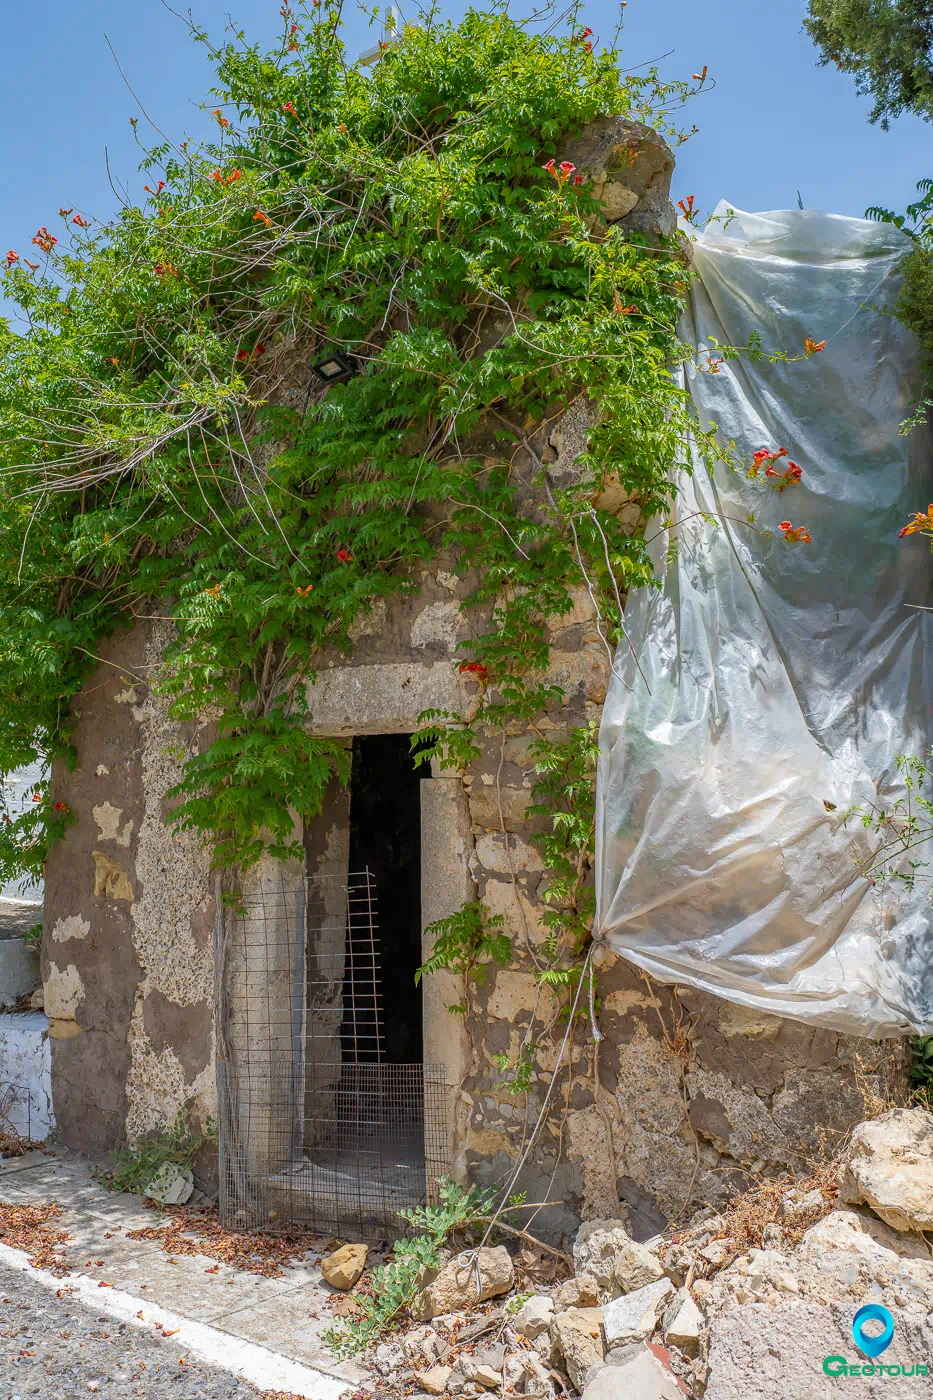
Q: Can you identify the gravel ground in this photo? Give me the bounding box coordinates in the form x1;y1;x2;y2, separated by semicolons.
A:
0;1257;266;1399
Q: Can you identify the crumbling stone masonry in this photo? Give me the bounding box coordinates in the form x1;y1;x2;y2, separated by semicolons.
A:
40;116;904;1241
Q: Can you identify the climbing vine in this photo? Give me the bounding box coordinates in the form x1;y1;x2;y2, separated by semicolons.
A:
0;3;714;891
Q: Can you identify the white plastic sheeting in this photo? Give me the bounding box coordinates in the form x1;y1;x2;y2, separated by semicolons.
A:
595;204;933;1037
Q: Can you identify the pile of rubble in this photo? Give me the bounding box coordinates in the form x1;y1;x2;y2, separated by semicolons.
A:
349;1107;933;1399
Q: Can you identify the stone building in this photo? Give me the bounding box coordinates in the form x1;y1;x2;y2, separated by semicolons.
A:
37;118;899;1246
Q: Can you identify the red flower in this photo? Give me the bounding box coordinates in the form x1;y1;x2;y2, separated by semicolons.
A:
899;504;933;538
573;26;593;40
72;215;90;228
290;23;298;32
23;258;39;270
541;159;556;177
692;65;708;82
804;337;826;355
458;661;489;682
573;174;585;186
143;181;166;195
282;101;297;117
228;168;241;182
253;209;273;227
236;349;249;361
210;169;224;182
31;227;58;253
779;520;811;543
32;792;41;803
336;548;353;562
54;801;67;813
255;343;265;355
5;250;18;267
677;196;696;222
559;161;576;180
212;109;230;129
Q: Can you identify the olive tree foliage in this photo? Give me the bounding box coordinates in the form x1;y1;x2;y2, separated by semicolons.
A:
804;0;933;126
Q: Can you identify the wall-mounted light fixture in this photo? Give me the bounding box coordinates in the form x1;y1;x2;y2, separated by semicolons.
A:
310;351;357;386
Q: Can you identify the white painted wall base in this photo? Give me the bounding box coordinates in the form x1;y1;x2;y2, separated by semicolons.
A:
0;1010;53;1138
0;936;40;1008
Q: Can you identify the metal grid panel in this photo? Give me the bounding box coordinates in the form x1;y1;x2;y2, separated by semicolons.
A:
219;870;448;1238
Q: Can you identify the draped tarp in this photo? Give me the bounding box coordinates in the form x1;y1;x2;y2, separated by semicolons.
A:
595;204;933;1036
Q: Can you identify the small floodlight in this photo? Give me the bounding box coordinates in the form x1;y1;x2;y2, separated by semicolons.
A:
311;352;356;385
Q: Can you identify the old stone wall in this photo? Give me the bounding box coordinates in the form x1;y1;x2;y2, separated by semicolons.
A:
42;620;216;1156
36;110;906;1243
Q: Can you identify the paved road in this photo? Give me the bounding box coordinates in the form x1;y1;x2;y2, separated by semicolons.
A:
0;1258;266;1399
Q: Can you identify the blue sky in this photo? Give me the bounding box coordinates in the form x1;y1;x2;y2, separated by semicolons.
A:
0;0;928;269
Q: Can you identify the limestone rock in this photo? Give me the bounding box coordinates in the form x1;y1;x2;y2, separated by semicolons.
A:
574;1219;665;1296
550;1306;605;1391
705;1302;933;1400
661;1288;703;1355
503;1351;555;1399
839;1108;933;1234
404;1325;445;1362
705;1209;933;1315
602;1278;673;1348
458;1357;501;1390
414;1366;452;1395
698;1239;729;1267
410;1246;514;1321
374;1341;404;1376
582;1349;684;1400
558;117;676;234
512;1293;554;1339
553;1274;600;1309
143;1163;193;1206
320;1242;368;1290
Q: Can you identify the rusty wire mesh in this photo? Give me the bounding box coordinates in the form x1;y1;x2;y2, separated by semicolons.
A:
217;869;448;1237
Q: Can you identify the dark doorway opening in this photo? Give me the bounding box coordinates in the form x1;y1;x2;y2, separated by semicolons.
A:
345;733;429;1064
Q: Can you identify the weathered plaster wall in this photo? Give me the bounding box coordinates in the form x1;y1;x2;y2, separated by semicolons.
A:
42;620;216;1154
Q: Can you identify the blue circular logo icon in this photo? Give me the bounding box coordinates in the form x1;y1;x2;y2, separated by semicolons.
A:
852;1304;895;1359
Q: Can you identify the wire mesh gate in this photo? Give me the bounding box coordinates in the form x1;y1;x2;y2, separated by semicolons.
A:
217;868;448;1237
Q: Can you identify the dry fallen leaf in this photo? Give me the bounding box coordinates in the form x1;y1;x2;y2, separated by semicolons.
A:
98;1281;114;1288
162;1328;179;1337
136;1311;144;1320
331;1296;358;1317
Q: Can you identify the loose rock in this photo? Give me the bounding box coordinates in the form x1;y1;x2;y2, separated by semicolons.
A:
512;1294;554;1340
553;1274;601;1309
414;1365;452;1395
320;1241;368;1290
602;1278;673;1348
839;1107;933;1234
403;1325;445;1362
582;1348;684;1400
661;1287;703;1355
574;1219;665;1297
551;1306;605;1392
458;1358;502;1390
410;1246;514;1321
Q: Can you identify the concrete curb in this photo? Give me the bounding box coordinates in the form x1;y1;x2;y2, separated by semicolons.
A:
0;1240;352;1399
